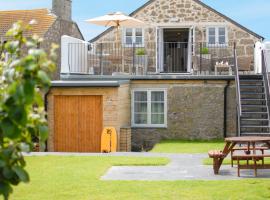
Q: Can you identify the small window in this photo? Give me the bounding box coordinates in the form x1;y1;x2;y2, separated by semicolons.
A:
124;28;144;47
125;28;133;45
218;27;226;44
132;89;167;127
207;27;227;46
208;28;216;44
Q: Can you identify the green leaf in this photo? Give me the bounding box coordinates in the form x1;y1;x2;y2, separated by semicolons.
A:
12;166;29;183
24;80;35;103
9;106;27;126
0;118;20;139
39;125;48;143
0;182;13;200
37;71;50;85
3;167;15;180
0;160;6;167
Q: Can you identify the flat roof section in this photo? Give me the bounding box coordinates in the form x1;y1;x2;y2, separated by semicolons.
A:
60;74;235;81
51;80;130;87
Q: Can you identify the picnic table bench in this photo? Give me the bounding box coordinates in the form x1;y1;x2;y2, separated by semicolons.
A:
231;146;268;167
234;154;270;177
208;136;270;177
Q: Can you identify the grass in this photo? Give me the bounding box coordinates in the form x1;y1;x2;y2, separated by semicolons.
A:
150;139;224;153
8;156;270;200
9;140;270;200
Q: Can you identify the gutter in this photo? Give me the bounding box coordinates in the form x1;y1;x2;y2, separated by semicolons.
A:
223;80;230;138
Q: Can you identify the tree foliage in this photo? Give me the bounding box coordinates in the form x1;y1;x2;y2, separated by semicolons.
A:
0;21;57;200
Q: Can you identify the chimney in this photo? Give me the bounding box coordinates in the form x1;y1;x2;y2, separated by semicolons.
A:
52;0;72;21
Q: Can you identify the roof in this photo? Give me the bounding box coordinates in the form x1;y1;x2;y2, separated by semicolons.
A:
90;0;264;42
51;80;130;87
0;9;57;38
60;74;235;81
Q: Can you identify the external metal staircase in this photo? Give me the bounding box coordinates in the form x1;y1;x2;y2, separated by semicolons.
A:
234;49;270;136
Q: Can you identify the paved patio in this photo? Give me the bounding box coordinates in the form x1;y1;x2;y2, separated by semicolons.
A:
26;152;270;180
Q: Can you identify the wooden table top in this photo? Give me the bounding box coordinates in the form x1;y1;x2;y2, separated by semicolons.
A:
225;136;270;143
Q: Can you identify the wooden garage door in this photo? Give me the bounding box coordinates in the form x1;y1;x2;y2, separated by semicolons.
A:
54;95;103;152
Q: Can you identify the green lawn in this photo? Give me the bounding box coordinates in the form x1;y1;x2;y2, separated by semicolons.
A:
9;155;270;200
150;139;225;153
8;140;270;200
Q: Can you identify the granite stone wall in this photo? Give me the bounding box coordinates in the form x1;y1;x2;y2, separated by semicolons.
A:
130;80;237;151
94;0;261;73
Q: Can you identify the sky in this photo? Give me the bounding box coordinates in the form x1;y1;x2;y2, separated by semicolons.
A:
0;0;269;41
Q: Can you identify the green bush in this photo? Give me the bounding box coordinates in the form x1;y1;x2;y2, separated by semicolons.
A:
200;47;209;54
0;21;57;200
136;48;146;56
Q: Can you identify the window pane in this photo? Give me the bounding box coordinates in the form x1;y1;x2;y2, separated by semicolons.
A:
151;91;164;101
135;102;147;112
134;91;147;101
219;36;226;44
209;36;215;44
126;36;132;45
151;102;164;113
126;28;133;36
135;28;142;36
208;28;215;36
151;114;164;124
135;36;142;44
135;114;147;124
219;27;225;36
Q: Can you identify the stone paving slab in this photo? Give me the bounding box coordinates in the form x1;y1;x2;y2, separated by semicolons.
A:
101;154;270;180
25;152;270;180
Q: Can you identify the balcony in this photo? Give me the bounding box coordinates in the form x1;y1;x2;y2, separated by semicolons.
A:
61;37;248;76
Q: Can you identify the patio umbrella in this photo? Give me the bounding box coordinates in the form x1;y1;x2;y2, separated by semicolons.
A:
85;11;145;28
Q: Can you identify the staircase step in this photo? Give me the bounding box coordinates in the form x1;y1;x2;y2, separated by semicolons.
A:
240;85;264;88
241;99;267;105
241;119;269;121
241;125;270;128
240;79;264;83
241;105;267;107
239;75;263;80
241;98;266;101
241;92;265;95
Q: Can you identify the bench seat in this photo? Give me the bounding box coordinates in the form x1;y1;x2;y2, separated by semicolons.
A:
208;150;225;174
208;150;224;158
231;146;268;167
233;154;270;177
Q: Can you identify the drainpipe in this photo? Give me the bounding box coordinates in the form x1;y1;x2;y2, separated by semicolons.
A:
224;80;230;138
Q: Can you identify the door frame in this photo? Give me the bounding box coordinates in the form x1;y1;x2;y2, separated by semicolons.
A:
156;25;194;73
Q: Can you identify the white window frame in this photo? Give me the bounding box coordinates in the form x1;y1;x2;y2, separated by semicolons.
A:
206;26;228;46
123;28;145;47
131;88;167;128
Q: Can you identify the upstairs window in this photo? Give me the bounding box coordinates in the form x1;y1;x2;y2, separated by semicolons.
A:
132;89;167;127
207;27;227;45
124;28;144;46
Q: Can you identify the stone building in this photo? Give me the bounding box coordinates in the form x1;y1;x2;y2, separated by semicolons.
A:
90;0;264;74
0;0;84;79
46;0;266;152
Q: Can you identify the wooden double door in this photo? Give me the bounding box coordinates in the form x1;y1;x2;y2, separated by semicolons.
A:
54;95;103;152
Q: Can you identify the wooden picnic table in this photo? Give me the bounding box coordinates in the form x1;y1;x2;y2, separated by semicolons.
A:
210;136;270;174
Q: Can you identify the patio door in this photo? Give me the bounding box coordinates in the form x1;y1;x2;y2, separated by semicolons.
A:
157;27;191;73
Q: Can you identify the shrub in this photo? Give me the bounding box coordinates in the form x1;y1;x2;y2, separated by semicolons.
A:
200;47;209;54
0;21;57;200
136;48;146;56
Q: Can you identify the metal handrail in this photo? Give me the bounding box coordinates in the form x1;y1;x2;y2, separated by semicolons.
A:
233;43;242;136
261;50;270;129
